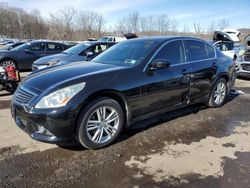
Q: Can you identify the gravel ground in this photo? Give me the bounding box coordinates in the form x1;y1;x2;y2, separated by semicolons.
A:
0;74;250;188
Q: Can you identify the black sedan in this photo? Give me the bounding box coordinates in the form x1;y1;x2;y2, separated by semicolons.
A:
32;41;116;71
0;41;68;70
11;37;236;149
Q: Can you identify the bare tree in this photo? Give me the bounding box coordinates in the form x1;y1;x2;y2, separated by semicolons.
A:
128;11;140;33
0;3;48;39
207;21;216;33
156;14;171;34
217;19;230;30
116;11;140;33
193;22;204;34
78;11;105;38
49;7;76;40
182;24;190;33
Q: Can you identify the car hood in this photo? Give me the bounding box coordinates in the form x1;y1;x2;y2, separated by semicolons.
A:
23;61;126;91
33;53;71;65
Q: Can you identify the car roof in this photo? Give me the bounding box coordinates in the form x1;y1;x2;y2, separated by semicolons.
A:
81;41;116;45
126;36;208;43
28;41;66;45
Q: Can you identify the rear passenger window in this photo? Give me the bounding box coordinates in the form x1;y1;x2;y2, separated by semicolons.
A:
186;40;209;61
30;43;46;51
215;42;233;51
153;41;185;65
205;44;215;58
47;43;64;51
47;43;56;51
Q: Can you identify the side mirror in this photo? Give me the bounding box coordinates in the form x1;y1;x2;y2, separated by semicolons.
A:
86;51;94;58
150;60;170;70
24;49;31;53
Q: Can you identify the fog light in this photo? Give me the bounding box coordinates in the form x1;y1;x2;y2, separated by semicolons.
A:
37;125;45;133
37;125;53;136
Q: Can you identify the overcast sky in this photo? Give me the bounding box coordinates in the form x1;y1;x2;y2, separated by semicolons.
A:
3;0;250;30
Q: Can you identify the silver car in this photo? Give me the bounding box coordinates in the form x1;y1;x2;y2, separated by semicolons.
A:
236;35;250;78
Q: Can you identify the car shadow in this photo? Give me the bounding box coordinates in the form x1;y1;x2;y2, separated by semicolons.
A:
60;90;239;151
237;76;250;81
115;90;239;146
0;92;12;97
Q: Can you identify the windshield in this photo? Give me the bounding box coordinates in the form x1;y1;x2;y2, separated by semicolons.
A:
98;37;109;42
11;43;30;51
92;40;159;66
63;43;92;54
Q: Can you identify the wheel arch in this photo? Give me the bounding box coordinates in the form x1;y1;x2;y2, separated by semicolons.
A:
219;73;229;83
76;90;131;130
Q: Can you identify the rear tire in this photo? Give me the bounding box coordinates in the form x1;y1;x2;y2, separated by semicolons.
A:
208;78;227;108
76;97;124;149
5;82;18;93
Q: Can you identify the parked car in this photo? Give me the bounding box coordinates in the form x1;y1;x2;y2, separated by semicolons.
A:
123;33;139;39
0;41;69;70
32;41;116;71
11;37;236;149
236;35;250;78
0;41;25;51
98;35;127;42
222;29;241;42
0;39;15;45
212;31;236;59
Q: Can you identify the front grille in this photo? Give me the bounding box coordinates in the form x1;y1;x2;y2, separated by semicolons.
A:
244;54;250;62
14;86;37;105
242;64;250;71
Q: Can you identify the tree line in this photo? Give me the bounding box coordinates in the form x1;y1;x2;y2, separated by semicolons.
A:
0;2;230;41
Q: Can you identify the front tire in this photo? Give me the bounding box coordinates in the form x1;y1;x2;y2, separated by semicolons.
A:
0;59;17;70
76;97;124;149
208;78;227;107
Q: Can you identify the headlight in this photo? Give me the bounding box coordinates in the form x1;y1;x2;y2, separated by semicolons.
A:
48;60;61;66
239;50;245;56
35;82;86;109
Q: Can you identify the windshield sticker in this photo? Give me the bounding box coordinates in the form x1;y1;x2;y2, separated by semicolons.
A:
125;59;136;64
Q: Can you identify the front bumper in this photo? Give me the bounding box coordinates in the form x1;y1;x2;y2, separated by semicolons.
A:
11;102;77;144
236;61;250;78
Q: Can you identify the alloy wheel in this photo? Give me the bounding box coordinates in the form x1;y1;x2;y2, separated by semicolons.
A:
213;81;226;105
86;106;120;144
1;60;16;69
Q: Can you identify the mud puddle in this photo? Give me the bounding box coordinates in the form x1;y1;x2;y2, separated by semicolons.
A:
0;80;250;187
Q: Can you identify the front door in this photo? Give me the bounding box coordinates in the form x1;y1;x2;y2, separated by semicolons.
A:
21;43;46;69
140;40;191;115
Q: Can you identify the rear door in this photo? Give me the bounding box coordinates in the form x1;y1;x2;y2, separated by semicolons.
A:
184;40;217;102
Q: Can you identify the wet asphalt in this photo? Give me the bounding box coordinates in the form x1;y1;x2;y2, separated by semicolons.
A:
0;77;250;188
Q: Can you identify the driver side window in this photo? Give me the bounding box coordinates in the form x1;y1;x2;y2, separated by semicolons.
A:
153;40;185;65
